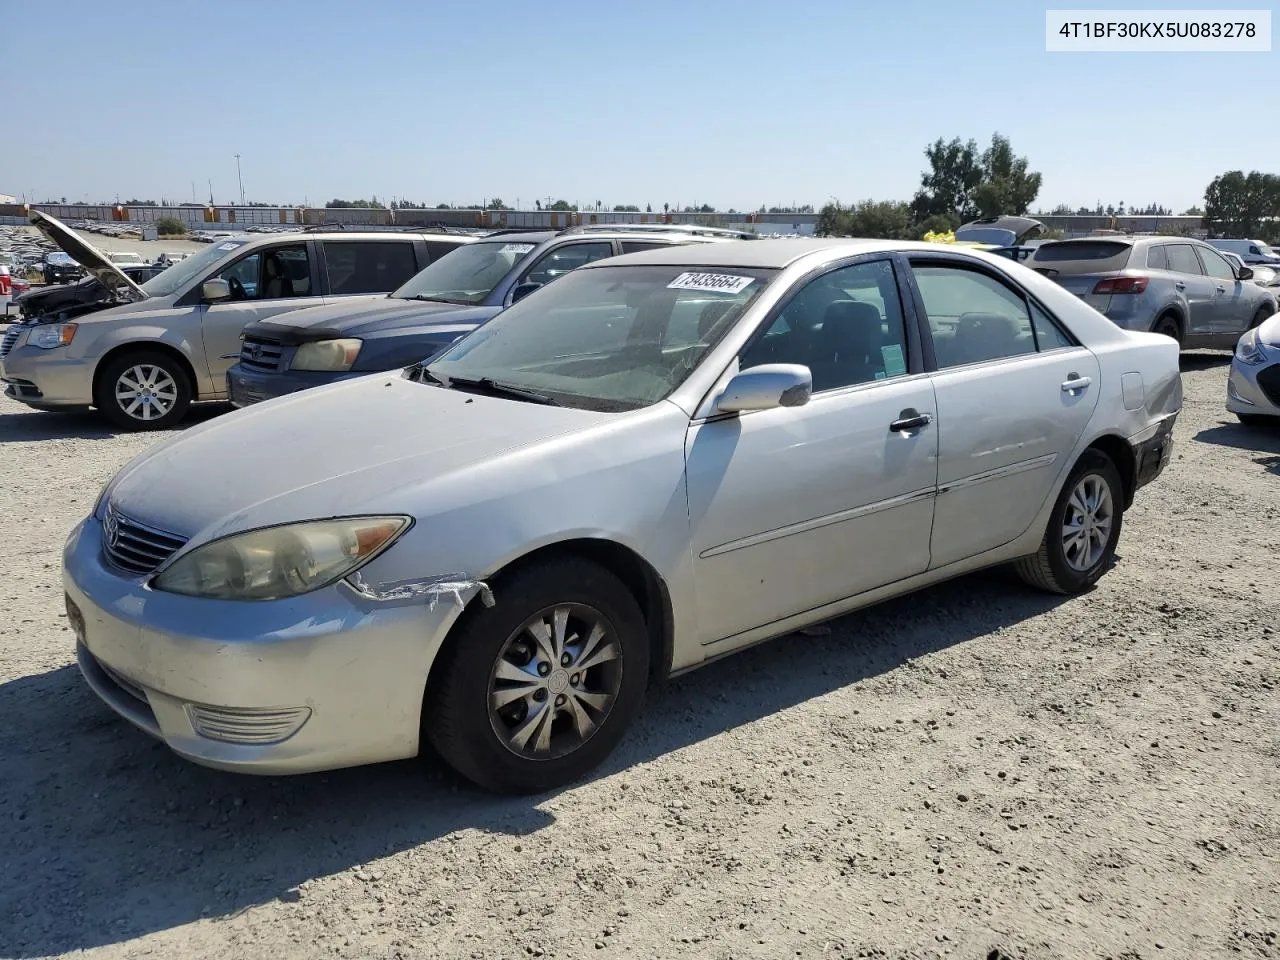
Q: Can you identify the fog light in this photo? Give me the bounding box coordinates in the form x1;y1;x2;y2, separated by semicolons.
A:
185;704;311;744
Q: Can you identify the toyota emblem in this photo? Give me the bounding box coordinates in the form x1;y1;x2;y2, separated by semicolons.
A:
103;508;119;549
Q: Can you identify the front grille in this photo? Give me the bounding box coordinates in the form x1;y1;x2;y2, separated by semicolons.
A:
0;325;21;358
186;704;311;744
239;336;285;372
1257;364;1280;407
102;504;188;576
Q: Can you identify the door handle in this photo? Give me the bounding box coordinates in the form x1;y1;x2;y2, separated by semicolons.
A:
890;409;932;433
1061;374;1092;393
1215;285;1227;294
1174;281;1186;290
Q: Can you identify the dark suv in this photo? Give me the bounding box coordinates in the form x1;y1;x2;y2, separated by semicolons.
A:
41;252;85;284
227;228;724;406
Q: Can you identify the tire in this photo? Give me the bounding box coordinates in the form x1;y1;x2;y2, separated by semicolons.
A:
1151;313;1182;344
94;350;193;430
424;557;650;794
1015;450;1124;595
1248;306;1273;330
1237;413;1276;427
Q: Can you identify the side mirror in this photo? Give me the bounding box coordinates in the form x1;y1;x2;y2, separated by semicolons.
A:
510;281;541;304
1237;266;1254;281
201;278;231;302
715;363;812;414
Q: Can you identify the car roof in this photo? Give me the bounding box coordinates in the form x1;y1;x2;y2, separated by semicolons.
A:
582;237;898;270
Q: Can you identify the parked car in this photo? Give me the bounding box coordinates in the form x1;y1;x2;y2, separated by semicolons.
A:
226;228;722;407
0;211;475;429
1028;236;1277;348
954;216;1045;247
65;238;1181;792
1221;251;1280;288
1227;311;1280;425
1207;238;1280;266
107;251;145;266
42;251;85;284
12;262;166;321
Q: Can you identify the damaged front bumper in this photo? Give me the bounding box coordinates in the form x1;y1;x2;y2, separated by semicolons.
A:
62;516;486;775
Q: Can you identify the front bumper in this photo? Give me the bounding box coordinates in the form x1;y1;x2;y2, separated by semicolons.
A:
1226;355;1280;418
226;362;364;408
0;335;96;408
63;515;462;774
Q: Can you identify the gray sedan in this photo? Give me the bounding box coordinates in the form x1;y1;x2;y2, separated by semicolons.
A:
1029;236;1277;348
1227;310;1280;424
64;239;1182;793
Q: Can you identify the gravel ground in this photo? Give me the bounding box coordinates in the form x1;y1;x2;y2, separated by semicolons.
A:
1;354;1277;960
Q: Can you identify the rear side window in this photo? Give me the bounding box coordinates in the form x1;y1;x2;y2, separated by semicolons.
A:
1146;245;1169;270
1030;301;1074;349
323;241;418;295
524;241;614;286
911;263;1038;368
1166;244;1204;275
621;241;673;254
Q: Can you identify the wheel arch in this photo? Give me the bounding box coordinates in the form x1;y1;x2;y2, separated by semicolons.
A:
92;340;200;405
1082;433;1136;509
1152;303;1186;337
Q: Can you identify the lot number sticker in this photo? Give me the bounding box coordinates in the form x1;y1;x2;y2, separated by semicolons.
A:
500;243;535;255
667;272;754;294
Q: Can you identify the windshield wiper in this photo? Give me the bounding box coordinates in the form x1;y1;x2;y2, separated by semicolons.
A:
444;375;561;406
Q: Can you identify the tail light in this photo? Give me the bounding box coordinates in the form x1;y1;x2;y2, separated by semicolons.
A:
0;274;10;296
1092;276;1148;295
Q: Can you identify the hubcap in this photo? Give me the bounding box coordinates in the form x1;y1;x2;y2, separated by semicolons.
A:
1060;473;1114;572
488;603;622;760
115;364;178;421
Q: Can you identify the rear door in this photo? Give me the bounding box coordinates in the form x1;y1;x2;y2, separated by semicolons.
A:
1164;243;1216;338
199;241;321;391
905;256;1100;568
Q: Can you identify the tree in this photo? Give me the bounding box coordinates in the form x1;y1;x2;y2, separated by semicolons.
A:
155;217;186;236
663;202;669;214
436;203;451;209
1202;170;1280;239
613;204;640;212
549;200;574;211
486;198;506;210
326;198;386;209
535;200;542;211
1182;205;1203;216
816;200;912;239
645;203;652;213
911;132;1040;223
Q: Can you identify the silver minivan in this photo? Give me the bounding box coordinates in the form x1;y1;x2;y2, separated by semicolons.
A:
0;212;474;429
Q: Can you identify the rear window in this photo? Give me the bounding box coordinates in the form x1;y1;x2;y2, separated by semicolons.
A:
1033;241;1131;262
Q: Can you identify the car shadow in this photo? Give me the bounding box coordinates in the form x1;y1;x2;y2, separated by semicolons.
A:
1179;350;1231;371
0;402;234;443
0;568;1071;957
1194;420;1280;455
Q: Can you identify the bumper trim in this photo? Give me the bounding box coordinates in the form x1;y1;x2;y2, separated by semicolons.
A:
1131;413;1176;494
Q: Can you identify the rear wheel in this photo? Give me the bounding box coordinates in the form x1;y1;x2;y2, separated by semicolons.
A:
1151;313;1182;344
1015;450;1124;595
424;557;649;794
94;350;192;430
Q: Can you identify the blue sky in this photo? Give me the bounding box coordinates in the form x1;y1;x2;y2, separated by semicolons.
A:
8;0;1275;212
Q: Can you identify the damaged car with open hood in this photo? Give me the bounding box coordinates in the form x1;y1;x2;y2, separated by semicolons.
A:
64;238;1181;793
0;211;470;428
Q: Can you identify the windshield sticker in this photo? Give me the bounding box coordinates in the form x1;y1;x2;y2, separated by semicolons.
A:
216;241;243;251
881;344;907;377
499;243;535;255
667;272;754;294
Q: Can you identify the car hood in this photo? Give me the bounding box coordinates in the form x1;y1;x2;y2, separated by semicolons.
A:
247;297;501;342
28;210;148;303
1256;311;1280;346
104;374;610;542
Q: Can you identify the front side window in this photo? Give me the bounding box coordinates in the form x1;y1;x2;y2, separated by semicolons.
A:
426;264;776;411
1166;244;1204;276
911;263;1036;368
741;259;910;392
523;242;615;286
215;244;311;301
323;241;418;295
141;239;251;297
392;240;535;305
1195;245;1236;281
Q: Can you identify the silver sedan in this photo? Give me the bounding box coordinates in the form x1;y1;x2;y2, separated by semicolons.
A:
64;239;1182;793
1227;310;1280;424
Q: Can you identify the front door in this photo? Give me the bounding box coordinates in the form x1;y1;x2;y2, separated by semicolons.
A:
1194;243;1252;340
685;257;938;646
905;258;1101;568
1164;243;1216;338
200;242;320;392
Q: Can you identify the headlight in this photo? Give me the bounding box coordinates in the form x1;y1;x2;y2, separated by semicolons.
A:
291;338;362;372
152;516;411;600
1235;329;1271;366
30;323;77;349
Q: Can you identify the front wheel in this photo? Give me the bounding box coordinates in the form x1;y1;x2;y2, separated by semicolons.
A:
1248;305;1273;330
1014;451;1124;595
424;557;650;794
94;350;192;430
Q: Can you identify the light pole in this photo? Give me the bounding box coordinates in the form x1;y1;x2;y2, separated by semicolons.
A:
234;154;244;206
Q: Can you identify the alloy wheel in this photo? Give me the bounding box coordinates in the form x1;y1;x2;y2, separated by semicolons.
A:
115;364;178;422
1060;474;1114;572
487;603;622;760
